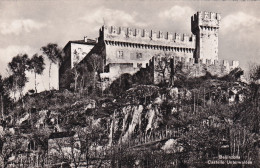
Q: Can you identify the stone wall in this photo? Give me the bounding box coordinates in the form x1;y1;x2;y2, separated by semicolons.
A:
143;55;239;85
101;63;140;82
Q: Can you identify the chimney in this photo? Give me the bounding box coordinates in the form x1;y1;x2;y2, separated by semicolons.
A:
84;36;88;42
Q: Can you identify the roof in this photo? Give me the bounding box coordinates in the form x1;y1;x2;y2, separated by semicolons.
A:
63;39;97;50
69;39;97;45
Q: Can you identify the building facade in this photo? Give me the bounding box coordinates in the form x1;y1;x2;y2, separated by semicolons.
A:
59;37;96;89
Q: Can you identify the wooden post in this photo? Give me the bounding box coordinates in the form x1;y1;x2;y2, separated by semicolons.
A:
194;91;196;113
203;87;205;107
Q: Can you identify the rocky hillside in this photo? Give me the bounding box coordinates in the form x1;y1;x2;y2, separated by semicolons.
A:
1;68;258;168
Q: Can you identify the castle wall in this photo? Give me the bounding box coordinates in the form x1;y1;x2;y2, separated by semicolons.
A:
182;58;239;78
144;56;239;85
101;25;195;68
101;63;140;82
105;44;194;68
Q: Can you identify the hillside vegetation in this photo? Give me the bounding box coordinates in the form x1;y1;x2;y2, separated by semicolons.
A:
1;67;260;168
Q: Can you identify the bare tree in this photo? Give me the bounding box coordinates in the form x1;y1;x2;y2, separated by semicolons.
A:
154;54;171;85
0;76;5;119
0;76;12;119
41;43;62;90
86;54;103;92
28;54;45;93
75;63;89;94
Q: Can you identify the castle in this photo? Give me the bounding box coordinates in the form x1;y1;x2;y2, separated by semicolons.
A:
59;11;239;90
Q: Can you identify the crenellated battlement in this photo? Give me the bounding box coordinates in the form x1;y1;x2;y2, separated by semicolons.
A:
145;55;240;85
196;11;221;21
150;55;239;69
197;58;239;68
100;25;196;49
191;11;221;33
103;25;196;41
146;57;155;69
151;55;196;67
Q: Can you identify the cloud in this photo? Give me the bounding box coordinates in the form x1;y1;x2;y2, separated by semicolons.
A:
158;6;195;32
219;12;260;74
80;7;147;29
222;12;260;33
159;6;195;21
0;45;35;76
0;19;46;35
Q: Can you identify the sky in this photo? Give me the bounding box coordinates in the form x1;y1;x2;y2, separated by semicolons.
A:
0;0;259;92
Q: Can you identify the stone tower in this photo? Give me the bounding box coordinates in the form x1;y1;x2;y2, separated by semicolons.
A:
191;11;221;62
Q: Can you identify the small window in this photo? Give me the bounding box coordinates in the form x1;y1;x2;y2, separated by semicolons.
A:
205;13;209;19
136;53;142;59
117;51;124;59
137;63;142;68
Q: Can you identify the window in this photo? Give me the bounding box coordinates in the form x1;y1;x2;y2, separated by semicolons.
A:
117;51;124;59
136;53;142;59
137;63;142;68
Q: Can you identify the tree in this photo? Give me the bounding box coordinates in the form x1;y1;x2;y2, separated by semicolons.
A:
3;75;16;101
154;52;180;86
249;64;260;83
0;75;12;119
28;54;45;93
0;76;5;118
41;43;62;90
0;131;25;168
32;126;52;167
8;54;30;100
247;64;260;133
48;116;108;168
74;63;90;93
72;50;80;92
109;73;133;96
86;54;103;92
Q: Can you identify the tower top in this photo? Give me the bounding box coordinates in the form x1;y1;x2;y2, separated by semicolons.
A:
191;11;221;33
